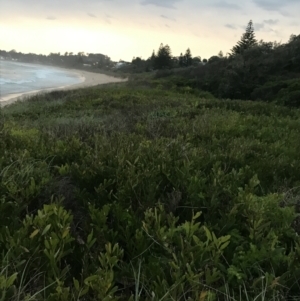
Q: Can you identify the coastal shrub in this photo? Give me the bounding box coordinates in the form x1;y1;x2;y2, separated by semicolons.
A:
251;78;300;107
1;86;300;300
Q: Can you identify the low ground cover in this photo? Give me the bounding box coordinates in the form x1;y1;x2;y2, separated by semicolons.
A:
1;83;300;300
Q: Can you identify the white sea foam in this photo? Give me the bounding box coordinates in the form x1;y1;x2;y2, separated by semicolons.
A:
0;78;34;85
0;61;83;97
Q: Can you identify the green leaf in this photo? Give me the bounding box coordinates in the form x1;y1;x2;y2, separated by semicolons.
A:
193;235;200;245
199;291;208;301
212;232;218;246
62;228;69;238
6;273;18;287
30;229;40;239
44;239;51;249
218;235;231;244
79;287;89;297
193;211;202;220
126;160;133;167
54;247;61;259
203;226;212;241
87;229;94;245
84;275;99;285
44;249;51;260
219;241;230;251
73;278;80;291
42;224;51;236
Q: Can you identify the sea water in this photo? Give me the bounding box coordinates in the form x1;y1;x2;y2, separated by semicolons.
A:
0;60;83;100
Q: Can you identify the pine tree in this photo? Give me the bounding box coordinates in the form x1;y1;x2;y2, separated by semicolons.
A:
150;50;156;62
155;43;172;69
179;53;184;67
147;50;156;70
231;20;257;56
184;48;193;66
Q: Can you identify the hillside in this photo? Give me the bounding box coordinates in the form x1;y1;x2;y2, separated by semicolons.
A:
1;81;300;300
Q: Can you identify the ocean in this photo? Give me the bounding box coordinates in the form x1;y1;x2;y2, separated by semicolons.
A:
0;60;83;100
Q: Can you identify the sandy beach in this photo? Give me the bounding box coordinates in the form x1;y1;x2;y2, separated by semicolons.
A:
0;69;127;107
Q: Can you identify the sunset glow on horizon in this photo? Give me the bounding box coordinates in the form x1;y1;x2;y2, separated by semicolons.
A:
1;0;299;61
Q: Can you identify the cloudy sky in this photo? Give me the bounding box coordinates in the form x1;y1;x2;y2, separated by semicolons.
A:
0;0;299;61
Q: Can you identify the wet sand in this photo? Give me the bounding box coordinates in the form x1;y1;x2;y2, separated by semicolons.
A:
0;69;127;107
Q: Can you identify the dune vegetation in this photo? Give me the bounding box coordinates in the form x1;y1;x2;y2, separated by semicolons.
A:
1;75;300;301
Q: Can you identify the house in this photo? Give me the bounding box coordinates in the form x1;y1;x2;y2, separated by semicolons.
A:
114;60;131;69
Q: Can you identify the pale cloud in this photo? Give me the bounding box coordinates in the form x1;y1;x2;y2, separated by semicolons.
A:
263;19;279;25
212;1;241;9
140;0;181;9
253;0;299;11
87;13;97;18
290;21;299;26
160;15;176;22
225;24;236;29
254;22;265;31
104;13;113;24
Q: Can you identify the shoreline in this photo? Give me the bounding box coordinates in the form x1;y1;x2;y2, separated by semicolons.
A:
0;68;127;107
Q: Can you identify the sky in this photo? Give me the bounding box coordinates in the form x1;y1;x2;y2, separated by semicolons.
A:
0;0;299;62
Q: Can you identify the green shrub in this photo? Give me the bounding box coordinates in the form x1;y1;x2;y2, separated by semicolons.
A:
1;86;300;300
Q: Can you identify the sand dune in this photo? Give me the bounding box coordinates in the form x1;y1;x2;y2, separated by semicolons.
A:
0;69;127;107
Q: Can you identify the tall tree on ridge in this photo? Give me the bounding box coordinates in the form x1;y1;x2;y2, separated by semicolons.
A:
184;48;193;66
179;52;184;67
155;43;172;69
149;50;156;69
231;20;257;56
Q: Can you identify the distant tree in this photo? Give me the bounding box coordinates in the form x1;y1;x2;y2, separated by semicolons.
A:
192;56;201;65
145;50;155;70
179;53;184;67
218;50;224;58
184;48;193;66
132;57;144;70
203;58;208;63
78;56;84;64
289;34;298;43
231;20;257;56
103;55;113;68
97;56;106;68
132;57;142;65
256;40;274;55
150;50;156;61
9;49;18;60
208;55;221;63
172;57;179;68
154;43;173;69
64;52;68;56
0;50;8;58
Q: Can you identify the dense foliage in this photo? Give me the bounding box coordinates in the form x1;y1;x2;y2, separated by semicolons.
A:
1;81;300;300
125;22;300;105
151;32;300;105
